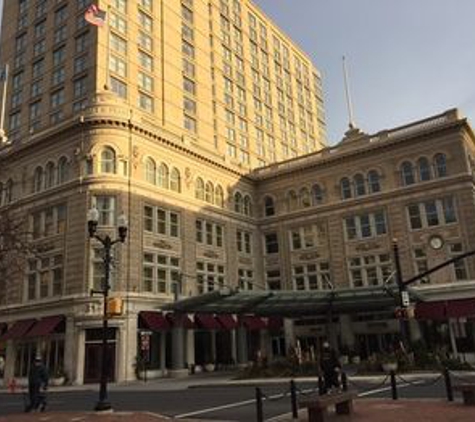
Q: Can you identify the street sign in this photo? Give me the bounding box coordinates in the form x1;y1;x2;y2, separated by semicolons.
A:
401;291;410;307
140;333;151;351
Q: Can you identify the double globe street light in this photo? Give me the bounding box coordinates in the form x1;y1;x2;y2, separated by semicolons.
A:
87;206;128;412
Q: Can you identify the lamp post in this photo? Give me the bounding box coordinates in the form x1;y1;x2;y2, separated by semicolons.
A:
87;206;128;412
392;239;410;351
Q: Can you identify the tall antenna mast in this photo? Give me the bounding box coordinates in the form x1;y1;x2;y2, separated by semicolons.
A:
342;56;355;129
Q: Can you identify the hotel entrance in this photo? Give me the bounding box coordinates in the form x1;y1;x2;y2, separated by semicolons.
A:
84;328;117;384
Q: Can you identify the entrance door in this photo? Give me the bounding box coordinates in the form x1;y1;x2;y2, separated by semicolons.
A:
84;343;116;384
84;328;117;384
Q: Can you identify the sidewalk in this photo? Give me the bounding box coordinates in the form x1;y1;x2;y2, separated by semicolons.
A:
0;400;473;422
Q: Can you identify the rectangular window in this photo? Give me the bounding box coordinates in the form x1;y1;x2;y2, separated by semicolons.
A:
95;196;116;226
265;233;279;254
142;252;180;294
196;261;225;294
196;219;223;247
143;205;180;238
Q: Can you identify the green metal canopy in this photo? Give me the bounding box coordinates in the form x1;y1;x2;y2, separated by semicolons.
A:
163;285;423;317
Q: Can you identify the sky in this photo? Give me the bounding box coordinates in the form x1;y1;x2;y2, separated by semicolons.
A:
255;0;475;144
0;1;473;145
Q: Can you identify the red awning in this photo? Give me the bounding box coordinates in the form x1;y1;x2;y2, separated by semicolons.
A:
241;315;266;330
140;311;170;331
0;319;36;341
166;313;195;329
267;316;283;331
26;316;64;338
447;299;475;318
195;314;221;330
415;302;447;320
216;314;238;330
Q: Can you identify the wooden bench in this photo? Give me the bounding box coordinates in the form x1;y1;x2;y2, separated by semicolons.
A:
453;384;475;406
299;390;357;422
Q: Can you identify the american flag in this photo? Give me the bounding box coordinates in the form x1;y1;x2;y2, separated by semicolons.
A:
84;4;107;27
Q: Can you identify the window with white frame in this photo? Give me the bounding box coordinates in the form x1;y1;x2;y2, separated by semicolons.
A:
142;252;180;294
266;269;281;290
289;223;325;250
344;210;387;240
197;261;224;294
94;196;116;226
27;254;63;301
236;229;252;254
449;242;469;281
238;268;254;290
90;247;116;291
31;204;67;239
292;262;332;291
143;205;180;238
348;254;392;288
407;197;457;230
196;219;223;247
413;248;430;284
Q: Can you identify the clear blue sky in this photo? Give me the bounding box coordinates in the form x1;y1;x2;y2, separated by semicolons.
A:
255;0;475;144
1;1;473;145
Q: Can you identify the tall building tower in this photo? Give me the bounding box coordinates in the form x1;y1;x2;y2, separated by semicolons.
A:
0;0;327;385
0;0;327;165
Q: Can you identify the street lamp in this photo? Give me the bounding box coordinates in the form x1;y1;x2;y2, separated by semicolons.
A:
87;206;128;412
392;239;410;351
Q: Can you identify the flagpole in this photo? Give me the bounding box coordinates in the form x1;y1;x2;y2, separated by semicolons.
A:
0;63;9;143
104;5;111;91
342;56;355;130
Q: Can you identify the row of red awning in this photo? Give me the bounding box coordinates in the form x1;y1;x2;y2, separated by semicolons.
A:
139;312;282;332
0;316;64;342
415;298;475;320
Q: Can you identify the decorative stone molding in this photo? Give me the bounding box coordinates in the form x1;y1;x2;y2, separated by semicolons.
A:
355;242;381;252
203;250;219;259
299;252;320;261
152;240;173;250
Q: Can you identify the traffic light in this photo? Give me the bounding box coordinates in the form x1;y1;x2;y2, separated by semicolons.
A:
394;306;415;320
107;297;123;316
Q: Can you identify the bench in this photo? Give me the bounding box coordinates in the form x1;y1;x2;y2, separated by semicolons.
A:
453;384;475;406
299;390;357;422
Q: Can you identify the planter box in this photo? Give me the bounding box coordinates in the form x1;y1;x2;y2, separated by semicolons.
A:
50;377;65;387
382;362;398;373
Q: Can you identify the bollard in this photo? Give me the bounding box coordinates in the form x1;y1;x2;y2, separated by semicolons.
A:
341;371;348;392
290;379;298;420
318;375;326;395
255;387;264;422
443;367;454;402
390;370;398;400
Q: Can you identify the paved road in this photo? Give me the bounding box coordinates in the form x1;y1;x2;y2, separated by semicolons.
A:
0;376;465;421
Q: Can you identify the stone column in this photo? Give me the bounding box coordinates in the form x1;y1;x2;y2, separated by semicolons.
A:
231;329;237;365
170;314;187;378
4;340;15;382
74;329;86;385
118;312;138;382
284;318;296;353
236;325;248;367
63;316;76;384
260;330;272;361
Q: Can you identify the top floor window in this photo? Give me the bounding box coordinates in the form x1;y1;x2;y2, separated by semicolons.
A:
100;147;116;174
418;157;432;182
401;161;415;186
434;153;447;178
368;171;381;193
312;184;324;205
195;177;204;200
353;174;366;197
264;196;275;216
340;177;352;199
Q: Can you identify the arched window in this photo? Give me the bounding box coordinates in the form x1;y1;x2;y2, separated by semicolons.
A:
368;170;381;193
33;166;44;192
205;181;214;203
287;190;298;211
215;185;225;208
57;156;69;184
300;187;311;208
418;157;431;181
434;153;447;178
243;195;252;216
353;174;366;197
158;163;169;188
264;196;275;216
45;162;55;189
170;168;181;192
145;158;156;184
234;192;243;213
401;161;415;186
312;184;324;205
340;177;352;199
100;147;116;174
195;177;204;200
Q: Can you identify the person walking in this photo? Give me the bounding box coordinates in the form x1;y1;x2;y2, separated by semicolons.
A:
25;356;49;412
320;341;341;393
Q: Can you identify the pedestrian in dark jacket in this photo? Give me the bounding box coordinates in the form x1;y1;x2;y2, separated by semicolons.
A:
26;357;49;412
320;341;341;393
